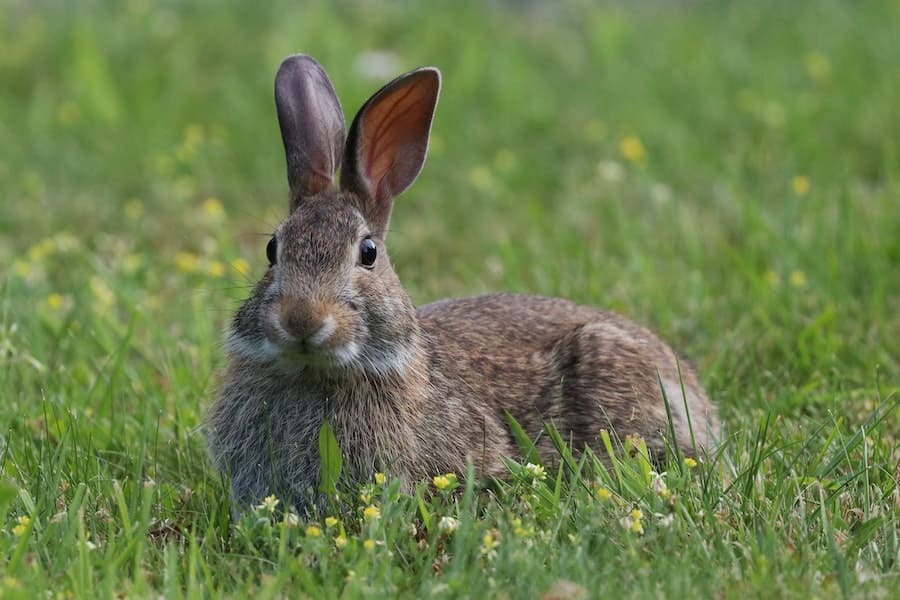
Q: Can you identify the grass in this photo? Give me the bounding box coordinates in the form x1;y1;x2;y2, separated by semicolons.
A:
1;0;898;597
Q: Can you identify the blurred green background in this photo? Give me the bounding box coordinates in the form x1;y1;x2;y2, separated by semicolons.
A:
4;0;897;400
0;0;898;595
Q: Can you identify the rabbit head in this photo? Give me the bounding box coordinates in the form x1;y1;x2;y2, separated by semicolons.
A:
227;55;440;377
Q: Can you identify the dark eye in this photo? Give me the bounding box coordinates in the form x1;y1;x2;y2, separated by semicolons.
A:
359;237;377;268
266;236;277;266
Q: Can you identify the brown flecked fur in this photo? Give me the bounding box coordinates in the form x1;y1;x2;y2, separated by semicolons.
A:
206;55;721;510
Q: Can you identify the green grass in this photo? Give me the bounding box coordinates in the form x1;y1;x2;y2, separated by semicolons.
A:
1;0;898;597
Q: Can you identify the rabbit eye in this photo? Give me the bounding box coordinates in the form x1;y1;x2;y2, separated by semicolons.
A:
359;237;377;268
266;236;277;266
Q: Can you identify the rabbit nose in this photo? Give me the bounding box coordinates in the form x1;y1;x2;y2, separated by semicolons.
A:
278;298;334;347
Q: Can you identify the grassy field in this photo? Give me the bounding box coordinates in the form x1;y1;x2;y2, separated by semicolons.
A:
1;0;898;597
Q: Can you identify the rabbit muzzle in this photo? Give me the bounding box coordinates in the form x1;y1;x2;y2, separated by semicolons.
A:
263;295;357;361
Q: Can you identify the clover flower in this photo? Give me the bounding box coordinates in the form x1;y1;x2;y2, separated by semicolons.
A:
650;472;670;499
255;494;279;513
438;516;460;534
621;508;645;535
12;515;31;537
480;531;500;560
523;462;546;481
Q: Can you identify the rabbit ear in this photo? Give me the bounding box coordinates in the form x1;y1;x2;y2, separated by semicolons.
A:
341;67;440;230
275;55;346;209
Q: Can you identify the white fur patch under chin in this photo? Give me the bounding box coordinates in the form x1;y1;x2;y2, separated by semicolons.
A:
226;327;279;363
310;315;336;347
358;344;413;378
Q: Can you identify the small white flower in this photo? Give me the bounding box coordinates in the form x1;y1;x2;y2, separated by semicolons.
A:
524;463;546;481
438;516;460;534
656;513;675;528
650;472;670;497
597;160;625;183
255;494;279;513
284;511;300;528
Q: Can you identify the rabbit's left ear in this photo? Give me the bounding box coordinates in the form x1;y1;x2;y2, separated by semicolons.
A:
341;67;440;230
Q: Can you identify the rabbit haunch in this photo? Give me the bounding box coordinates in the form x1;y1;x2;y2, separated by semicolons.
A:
207;54;721;509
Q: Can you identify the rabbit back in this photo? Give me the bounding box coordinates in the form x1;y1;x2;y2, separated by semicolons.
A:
418;293;720;463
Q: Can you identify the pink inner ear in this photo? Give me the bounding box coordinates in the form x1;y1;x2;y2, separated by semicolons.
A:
359;77;434;204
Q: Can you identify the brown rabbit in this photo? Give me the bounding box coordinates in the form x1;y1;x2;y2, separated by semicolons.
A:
206;55;721;509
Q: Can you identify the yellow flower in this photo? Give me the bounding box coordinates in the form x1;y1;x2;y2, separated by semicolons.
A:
175;252;200;273
305;525;322;538
620;135;646;162
334;535;347;549
433;473;457;491
792;175;810;196
363;505;380;521
467;166;495;192
13;260;34;280
480;531;500;558
207;261;225;278
28;238;56;261
596;487;612;501
805;52;831;82
202;196;225;219
124;198;144;220
684;457;698;469
2;576;22;590
325;516;339;528
363;538;376;551
46;293;64;311
621;508;645;534
89;276;115;309
231;258;250;276
184;123;204;144
374;472;386;486
790;270;807;288
12;515;31;537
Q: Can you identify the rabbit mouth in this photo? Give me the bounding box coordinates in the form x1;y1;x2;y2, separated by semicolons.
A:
273;341;362;370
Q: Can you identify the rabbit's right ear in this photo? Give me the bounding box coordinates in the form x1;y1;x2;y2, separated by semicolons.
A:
275;55;346;210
